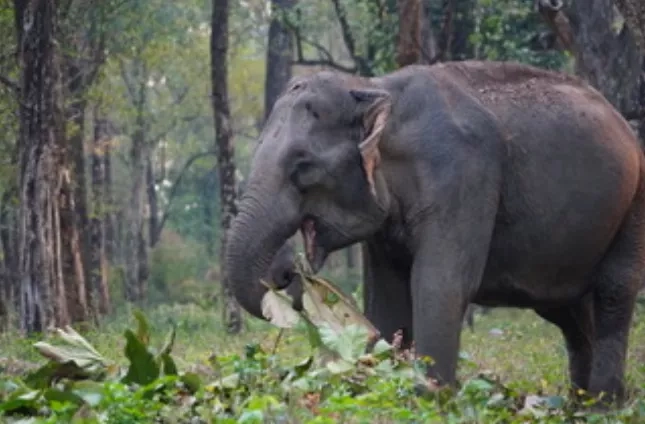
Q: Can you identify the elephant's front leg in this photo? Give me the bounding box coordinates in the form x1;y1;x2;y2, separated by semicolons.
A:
410;186;499;386
362;240;413;348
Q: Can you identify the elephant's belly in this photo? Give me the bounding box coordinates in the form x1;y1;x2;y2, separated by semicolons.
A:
473;270;592;309
473;210;626;308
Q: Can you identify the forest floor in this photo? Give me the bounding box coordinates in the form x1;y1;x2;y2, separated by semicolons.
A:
3;302;645;422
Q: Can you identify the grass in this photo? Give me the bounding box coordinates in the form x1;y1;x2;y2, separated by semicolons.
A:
3;301;645;422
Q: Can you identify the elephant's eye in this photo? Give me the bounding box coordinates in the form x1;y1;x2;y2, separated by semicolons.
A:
305;102;320;119
289;155;324;191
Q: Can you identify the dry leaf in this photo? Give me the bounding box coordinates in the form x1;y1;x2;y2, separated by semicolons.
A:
260;283;301;328
301;274;380;342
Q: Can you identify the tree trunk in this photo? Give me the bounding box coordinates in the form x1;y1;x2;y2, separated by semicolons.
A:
396;0;422;67
124;59;149;304
16;0;68;333
419;0;438;63
103;125;115;263
146;158;159;247
264;0;295;122
212;0;242;334
0;187;18;329
537;0;645;139
64;60;93;316
90;109;111;315
613;0;645;52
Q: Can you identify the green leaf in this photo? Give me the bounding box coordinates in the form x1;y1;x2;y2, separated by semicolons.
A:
70;381;104;407
31;326;109;382
206;373;239;392
293;356;314;377
160;353;178;376
372;339;393;357
319;324;370;363
133;309;151;346
326;359;354;374
121;329;160;386
0;389;41;414
157;325;176;358
42;388;84;406
180;372;201;393
238;410;264;424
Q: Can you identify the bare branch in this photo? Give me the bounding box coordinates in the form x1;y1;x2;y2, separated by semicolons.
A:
329;0;372;75
118;59;138;102
289;16;357;74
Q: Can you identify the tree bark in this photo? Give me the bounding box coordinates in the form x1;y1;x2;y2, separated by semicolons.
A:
212;0;242;334
15;0;68;333
0;187;18;329
90;109;111;315
419;0;438;64
264;0;295;122
123;58;149;304
396;0;422;67
613;0;645;53
537;0;644;138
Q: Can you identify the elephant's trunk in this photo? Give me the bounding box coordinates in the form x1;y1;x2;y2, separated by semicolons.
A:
225;185;300;319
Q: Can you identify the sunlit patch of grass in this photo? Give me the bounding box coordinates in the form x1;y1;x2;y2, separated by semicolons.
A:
460;304;645;400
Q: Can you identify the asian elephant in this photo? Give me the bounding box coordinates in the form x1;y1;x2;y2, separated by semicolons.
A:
225;60;645;405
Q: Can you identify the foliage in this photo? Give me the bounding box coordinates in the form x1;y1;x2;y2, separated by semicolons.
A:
148;229;212;306
470;0;571;70
4;306;645;422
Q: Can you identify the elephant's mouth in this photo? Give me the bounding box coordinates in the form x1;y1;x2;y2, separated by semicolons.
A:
300;217;328;273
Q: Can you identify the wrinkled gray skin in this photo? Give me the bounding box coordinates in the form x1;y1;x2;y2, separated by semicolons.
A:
226;60;645;406
265;240;304;311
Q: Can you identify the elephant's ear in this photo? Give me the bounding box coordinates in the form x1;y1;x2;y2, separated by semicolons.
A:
349;88;392;198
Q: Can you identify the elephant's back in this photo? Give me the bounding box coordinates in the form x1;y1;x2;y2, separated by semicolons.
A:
430;61;645;306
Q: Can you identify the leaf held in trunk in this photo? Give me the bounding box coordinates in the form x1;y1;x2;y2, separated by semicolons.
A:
260;255;381;354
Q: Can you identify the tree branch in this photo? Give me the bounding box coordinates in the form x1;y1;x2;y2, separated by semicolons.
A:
329;0;372;76
289;17;357;73
154;151;217;242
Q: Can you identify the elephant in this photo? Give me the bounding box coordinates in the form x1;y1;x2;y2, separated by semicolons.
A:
225;60;645;405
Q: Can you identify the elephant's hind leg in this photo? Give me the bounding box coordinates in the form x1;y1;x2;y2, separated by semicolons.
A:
535;294;594;393
587;186;645;406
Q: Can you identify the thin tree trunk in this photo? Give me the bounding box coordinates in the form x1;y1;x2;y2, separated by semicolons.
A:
419;0;438;63
0;187;18;327
212;0;242;334
146;158;159;247
90;109;111;315
103;127;115;263
65;65;93;319
124;59;148;304
264;0;295;122
396;0;422;67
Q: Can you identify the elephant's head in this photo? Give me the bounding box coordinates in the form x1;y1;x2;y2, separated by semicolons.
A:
226;71;393;319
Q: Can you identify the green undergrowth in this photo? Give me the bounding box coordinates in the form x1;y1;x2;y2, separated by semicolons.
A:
1;304;645;423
